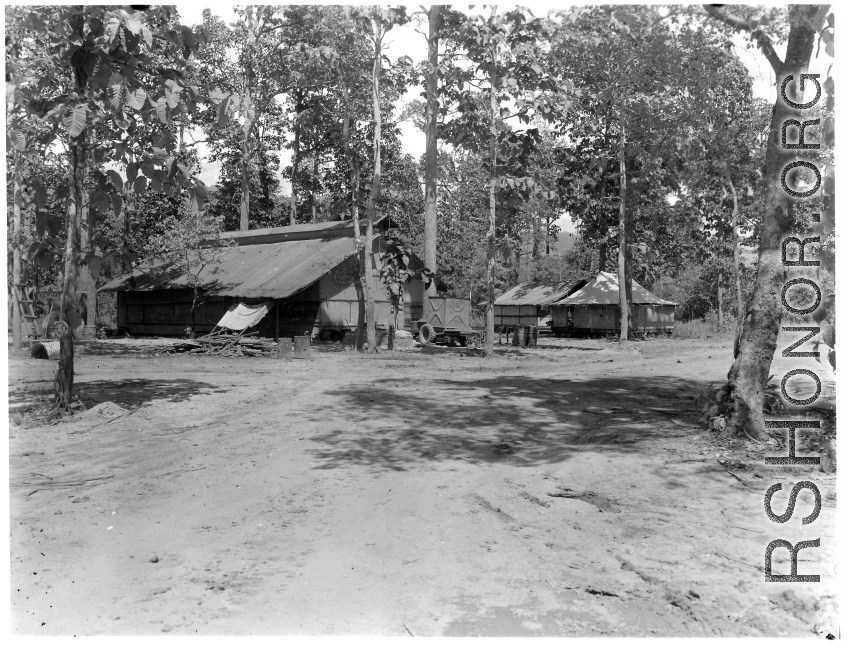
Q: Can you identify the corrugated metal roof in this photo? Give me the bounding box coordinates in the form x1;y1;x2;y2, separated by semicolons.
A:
98;237;356;300
494;279;587;306
559;272;675;306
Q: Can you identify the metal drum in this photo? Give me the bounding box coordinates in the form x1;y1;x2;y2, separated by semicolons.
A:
527;325;538;348
512;325;527;347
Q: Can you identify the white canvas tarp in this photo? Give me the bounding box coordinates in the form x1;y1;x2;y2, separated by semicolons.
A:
216;301;274;331
560;272;675;306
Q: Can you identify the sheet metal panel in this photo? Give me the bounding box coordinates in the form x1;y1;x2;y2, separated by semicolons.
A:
99;237;357;300
494;279;587;306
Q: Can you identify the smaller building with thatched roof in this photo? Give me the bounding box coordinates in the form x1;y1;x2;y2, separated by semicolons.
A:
493;279;588;331
550;271;675;335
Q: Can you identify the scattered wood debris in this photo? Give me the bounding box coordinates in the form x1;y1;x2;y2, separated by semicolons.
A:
547;488;622;513
519;491;550;508
471;494;516;522
169;332;278;358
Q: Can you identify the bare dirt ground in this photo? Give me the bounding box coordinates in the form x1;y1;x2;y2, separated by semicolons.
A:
8;334;838;636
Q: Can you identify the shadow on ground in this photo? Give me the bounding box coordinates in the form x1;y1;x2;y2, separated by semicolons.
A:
311;374;706;471
76;378;226;408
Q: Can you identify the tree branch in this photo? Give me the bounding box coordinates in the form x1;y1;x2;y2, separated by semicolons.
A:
702;5;784;73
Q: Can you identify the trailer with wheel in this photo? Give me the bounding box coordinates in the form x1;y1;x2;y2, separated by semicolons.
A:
414;297;484;348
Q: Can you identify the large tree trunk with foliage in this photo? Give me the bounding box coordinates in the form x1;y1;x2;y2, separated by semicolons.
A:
705;5;821;440
56;138;86;410
353;271;366;351
77;189;96;339
725;172;744;355
597;180;607;273
11;156;23;354
240;138;251;231
190;280;201;339
597;117;611;274
290;91;303;226
362;20;383;354
311;153;320;221
484;39;498;358
424;5;442;297
617;114;631;348
239;8;257;232
339;77;367;352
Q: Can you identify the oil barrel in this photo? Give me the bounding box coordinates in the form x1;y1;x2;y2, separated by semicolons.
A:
512;325;527;347
527;325;538;348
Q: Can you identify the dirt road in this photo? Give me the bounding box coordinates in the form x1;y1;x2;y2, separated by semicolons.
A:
8;336;838;636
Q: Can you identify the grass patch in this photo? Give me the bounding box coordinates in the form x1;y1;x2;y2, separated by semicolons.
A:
673;313;737;340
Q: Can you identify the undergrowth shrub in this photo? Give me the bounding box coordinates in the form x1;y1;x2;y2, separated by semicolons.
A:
673;310;737;339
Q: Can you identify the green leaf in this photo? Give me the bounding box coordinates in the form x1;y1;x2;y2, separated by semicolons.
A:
124;18;142;35
155;97;171;125
36;250;55;272
125;88;147;111
35;211;47;238
139;23;153;48
109;84;124;111
10;130;26;151
217;95;231;128
86;253;103;282
133;175;147;193
45;214;62;237
27;241;42;260
112;193;124;218
126;162;138;183
107;169;124;190
33;181;48;209
62;103;87;138
105;13;121;42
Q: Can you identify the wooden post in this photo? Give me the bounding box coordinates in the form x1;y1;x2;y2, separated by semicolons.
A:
274;300;279;342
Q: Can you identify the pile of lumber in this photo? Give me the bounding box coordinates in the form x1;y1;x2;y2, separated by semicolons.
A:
169;332;278;357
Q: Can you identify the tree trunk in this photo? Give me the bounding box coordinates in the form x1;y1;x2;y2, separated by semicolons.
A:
363;19;383;355
353;271;366;351
617;114;630;347
388;295;397;350
56;138;86;410
290;92;303;226
190;282;199;338
424;5;442;297
723;7;819;440
726;172;744;355
311;150;320;221
598;179;607;273
240;8;256;232
598;115;611;274
484;31;498;358
339;77;366;352
77;188;96;339
717;272;724;329
240;143;250;231
12;155;22;355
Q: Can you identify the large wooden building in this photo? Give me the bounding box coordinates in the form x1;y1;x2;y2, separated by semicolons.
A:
550;271;675;335
98;217;426;339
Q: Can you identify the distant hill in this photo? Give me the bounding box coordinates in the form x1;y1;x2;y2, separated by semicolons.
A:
550;231;576;255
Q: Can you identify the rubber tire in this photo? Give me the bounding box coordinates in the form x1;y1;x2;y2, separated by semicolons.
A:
419;323;436;345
